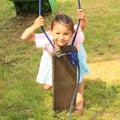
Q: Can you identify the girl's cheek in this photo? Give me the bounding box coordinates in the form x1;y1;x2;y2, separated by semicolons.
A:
54;35;58;40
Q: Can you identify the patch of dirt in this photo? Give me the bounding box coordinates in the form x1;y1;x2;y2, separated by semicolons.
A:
85;59;120;85
1;13;38;41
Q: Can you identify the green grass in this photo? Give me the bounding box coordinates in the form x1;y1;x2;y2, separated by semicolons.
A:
0;0;120;120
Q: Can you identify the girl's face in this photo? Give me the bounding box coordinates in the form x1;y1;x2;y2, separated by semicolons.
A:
51;23;73;47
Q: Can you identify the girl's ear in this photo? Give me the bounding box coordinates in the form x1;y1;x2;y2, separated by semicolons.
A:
48;26;52;33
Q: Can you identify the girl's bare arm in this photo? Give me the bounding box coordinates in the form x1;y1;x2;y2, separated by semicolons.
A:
21;16;44;41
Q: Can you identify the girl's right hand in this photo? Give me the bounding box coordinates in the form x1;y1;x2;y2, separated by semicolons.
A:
33;16;44;30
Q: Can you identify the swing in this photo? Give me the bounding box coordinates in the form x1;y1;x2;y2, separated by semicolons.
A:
52;46;78;112
39;0;81;118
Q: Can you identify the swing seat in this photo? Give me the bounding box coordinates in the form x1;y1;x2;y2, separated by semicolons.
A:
52;45;77;112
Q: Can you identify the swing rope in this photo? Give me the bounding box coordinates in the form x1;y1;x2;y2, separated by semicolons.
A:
69;1;81;119
71;0;81;45
69;50;80;120
38;0;55;49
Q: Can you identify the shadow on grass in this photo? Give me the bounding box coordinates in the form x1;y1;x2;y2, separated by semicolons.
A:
84;78;120;111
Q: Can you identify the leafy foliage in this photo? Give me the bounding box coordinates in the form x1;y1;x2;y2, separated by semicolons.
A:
10;0;51;15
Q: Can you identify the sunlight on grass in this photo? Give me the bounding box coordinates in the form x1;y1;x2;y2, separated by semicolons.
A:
85;59;120;85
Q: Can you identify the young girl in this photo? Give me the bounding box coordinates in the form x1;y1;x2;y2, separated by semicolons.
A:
21;9;90;114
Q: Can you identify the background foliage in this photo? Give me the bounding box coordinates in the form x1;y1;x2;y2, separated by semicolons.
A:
9;0;53;15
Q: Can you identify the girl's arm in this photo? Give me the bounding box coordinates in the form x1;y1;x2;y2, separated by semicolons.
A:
21;25;36;42
77;9;86;30
21;16;44;41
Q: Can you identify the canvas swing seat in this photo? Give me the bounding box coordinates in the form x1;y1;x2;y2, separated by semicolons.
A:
52;46;77;112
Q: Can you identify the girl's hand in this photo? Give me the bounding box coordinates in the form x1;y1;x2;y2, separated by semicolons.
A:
77;9;85;20
33;16;44;30
77;9;86;30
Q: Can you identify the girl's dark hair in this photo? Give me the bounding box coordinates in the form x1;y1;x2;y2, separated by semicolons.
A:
51;14;74;32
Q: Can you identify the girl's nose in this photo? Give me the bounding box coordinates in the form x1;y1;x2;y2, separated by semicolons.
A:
59;34;64;39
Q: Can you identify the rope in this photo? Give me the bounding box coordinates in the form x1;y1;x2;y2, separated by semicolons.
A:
68;0;81;119
38;0;55;48
71;0;81;45
69;50;79;66
69;50;80;120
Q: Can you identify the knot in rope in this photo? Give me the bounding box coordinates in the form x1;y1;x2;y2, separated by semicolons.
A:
69;50;79;66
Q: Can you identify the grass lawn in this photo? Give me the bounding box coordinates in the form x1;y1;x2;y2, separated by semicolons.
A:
0;0;120;120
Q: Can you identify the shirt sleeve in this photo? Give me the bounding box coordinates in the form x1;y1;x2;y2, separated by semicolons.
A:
74;24;84;44
75;29;84;44
73;25;85;51
35;33;50;49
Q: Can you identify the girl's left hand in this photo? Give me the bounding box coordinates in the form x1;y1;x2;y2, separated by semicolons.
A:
77;9;85;20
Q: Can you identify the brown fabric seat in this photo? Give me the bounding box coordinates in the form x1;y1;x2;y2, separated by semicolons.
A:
52;46;77;112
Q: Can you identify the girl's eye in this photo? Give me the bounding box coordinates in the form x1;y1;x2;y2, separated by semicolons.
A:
56;33;60;35
64;33;69;35
55;33;69;35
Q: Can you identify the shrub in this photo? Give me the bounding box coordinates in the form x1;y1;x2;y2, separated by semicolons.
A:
10;0;54;16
